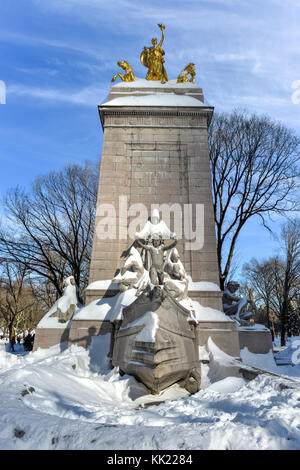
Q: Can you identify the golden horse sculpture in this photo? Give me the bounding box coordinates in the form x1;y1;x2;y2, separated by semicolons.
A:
177;63;196;83
111;61;135;82
140;23;168;84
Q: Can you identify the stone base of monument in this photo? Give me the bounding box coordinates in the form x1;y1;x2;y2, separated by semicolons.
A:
187;290;223;311
238;326;273;354
85;285;119;305
33;276;82;352
196;321;240;358
68;319;113;349
112;288;200;394
33;280;273;398
33;328;69;351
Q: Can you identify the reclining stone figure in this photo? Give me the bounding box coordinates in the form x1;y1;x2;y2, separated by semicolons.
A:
112;246;149;292
222;281;256;324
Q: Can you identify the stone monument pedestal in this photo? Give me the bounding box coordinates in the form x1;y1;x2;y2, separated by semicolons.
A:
33;328;69;351
88;79;222;312
238;327;273;354
196;321;240;358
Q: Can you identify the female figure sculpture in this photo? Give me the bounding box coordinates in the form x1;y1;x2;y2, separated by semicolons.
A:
140;24;168;84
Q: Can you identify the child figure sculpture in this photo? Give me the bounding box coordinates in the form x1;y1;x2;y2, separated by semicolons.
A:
137;234;177;286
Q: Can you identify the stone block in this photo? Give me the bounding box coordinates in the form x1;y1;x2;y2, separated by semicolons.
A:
238;329;273;354
33;328;70;351
68;319;113;348
196;321;240;358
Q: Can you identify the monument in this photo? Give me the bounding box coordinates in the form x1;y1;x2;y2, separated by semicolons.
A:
86;24;223;311
34;24;272;392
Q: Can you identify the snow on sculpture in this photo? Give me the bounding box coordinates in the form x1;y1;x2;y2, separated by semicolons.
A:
164;248;189;301
135;209;176;240
49;276;81;323
112;246;149;293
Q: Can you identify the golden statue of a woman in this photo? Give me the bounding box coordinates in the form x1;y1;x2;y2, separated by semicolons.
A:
140;24;168;84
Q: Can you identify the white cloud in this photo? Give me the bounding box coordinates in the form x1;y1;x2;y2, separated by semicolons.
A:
0;30;103;60
7;83;107;106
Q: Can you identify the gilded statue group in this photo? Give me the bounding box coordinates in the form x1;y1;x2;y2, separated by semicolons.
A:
111;24;196;85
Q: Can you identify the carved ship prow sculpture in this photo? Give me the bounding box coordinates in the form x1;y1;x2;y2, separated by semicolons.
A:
112;287;200;394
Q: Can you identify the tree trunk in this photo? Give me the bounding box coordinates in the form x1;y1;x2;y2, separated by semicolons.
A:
8;321;14;343
280;299;288;347
266;301;274;341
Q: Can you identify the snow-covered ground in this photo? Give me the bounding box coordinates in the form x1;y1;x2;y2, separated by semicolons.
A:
0;337;299;450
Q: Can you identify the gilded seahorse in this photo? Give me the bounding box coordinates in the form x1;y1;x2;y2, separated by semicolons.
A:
111;61;135;82
177;63;196;83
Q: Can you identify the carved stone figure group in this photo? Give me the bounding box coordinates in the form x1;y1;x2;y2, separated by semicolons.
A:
112;211;189;302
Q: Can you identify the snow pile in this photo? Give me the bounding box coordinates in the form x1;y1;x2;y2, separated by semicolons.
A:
135;210;176;239
0;339;300;450
0;347;21;372
85;280;119;291
241;344;300;378
205;376;248;393
191;300;231;322
274;336;300;366
110;290;140;321
73;296;116;321
105;78;207;107
200;337;242;387
73;289;137;322
87;334;112;374
241;347;278;373
103;93;205;108
187;278;220;292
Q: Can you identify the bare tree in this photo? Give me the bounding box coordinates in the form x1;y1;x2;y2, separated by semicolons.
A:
272;220;300;346
209;109;300;290
0;162;98;298
0;263;37;341
244;221;300;345
242;257;280;340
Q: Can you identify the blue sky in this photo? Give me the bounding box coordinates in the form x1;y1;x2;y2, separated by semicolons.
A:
0;0;299;274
